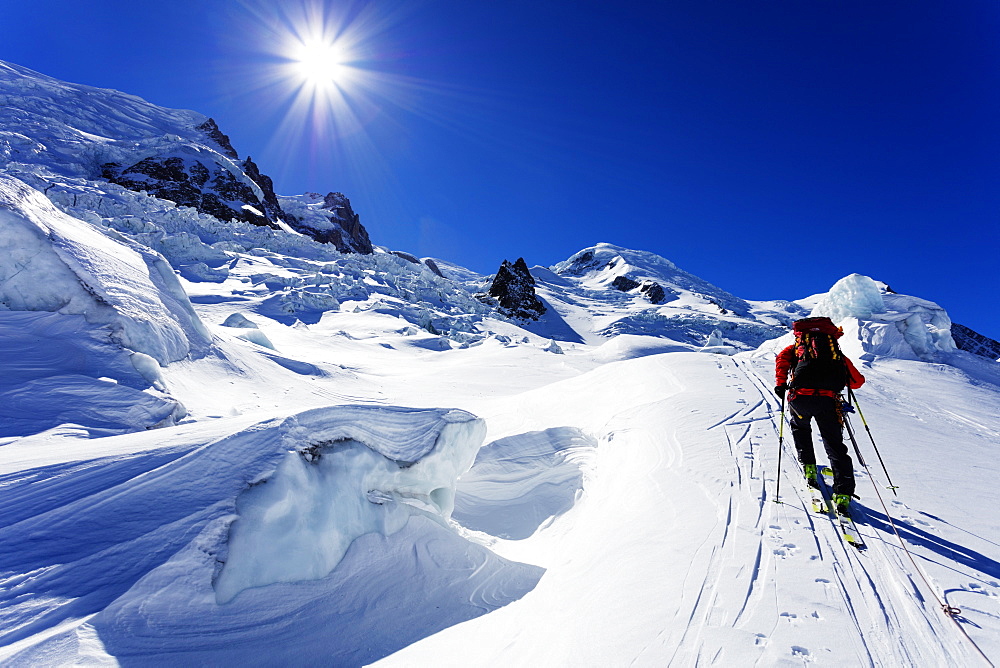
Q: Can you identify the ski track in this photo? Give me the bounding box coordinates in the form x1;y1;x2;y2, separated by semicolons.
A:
637;355;983;666
717;356;984;667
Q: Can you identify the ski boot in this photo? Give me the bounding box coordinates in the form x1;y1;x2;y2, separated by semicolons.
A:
804;464;819;489
833;493;852;516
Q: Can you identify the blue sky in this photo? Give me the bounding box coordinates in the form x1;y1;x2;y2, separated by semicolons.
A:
4;1;999;336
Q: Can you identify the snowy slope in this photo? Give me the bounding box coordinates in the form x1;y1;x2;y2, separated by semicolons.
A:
1;61;999;667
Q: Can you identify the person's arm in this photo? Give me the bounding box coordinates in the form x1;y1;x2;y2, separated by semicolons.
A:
845;357;865;389
775;345;795;388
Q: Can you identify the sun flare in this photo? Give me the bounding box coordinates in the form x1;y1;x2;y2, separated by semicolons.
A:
293;39;349;89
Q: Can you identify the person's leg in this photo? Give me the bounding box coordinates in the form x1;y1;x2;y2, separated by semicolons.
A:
814;399;855;496
788;399;816;469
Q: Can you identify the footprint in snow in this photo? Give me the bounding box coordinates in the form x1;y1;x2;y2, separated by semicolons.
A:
780;612;798;622
754;633;768;647
773;542;798;558
791;645;811;657
815;578;831;585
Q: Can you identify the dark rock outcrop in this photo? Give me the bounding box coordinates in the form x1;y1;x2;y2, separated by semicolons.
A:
558;250;606;276
242;156;285;222
422;258;445;278
483;257;546;321
391;250;420;264
195;118;239;160
609;274;666;304
102;155;281;229
611;275;640;292
952;323;1000;359
289;192;373;254
639;280;666;304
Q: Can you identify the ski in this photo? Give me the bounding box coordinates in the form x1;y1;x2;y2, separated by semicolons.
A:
820;467;866;550
808;478;831;515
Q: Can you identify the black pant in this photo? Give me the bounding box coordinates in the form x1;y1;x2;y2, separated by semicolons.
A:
789;394;855;495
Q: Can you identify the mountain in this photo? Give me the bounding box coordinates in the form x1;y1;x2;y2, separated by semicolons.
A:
952;323;1000;360
0;60;372;253
2;62;999;666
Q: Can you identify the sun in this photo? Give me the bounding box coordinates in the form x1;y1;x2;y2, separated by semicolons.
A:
292;39;350;89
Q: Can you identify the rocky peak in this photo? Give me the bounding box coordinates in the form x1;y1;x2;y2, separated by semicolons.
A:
195;118;239;160
242;156;284;222
317;192;373;254
101;152;281;230
951;323;1000;360
482;257;546;321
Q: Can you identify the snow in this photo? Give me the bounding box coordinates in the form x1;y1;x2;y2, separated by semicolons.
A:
0;174;210;364
810;272;888;322
2;60;999;667
215;406;484;603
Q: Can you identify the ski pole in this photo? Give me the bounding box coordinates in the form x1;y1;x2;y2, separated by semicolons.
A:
775;392;786;504
847;387;898;495
841;411;867;467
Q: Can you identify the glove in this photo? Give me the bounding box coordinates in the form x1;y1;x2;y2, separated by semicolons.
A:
775;384;788;398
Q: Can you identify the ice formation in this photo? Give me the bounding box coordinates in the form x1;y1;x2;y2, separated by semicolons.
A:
810;273;888;322
214;406;485;603
0;174;210;364
810;273;956;361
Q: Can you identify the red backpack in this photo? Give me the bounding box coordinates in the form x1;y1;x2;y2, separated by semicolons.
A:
792;317;842;336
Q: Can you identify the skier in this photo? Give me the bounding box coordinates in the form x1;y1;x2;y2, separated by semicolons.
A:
774;317;865;514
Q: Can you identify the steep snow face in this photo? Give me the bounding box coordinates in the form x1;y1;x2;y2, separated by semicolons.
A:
215;406;485;603
0;312;187;437
0;174;209;364
0;60;215;181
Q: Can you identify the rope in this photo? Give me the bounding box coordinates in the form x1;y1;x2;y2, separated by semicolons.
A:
843;411;995;667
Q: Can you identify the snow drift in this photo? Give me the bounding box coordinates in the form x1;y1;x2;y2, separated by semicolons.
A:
215;405;486;602
2;405;545;666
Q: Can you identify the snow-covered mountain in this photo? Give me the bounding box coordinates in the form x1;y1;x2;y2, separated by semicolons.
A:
0;60;372;252
2;61;999;667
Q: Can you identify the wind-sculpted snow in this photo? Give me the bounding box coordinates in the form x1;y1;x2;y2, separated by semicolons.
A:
453;427;596;539
1;405;546;665
0;312;185;437
0;174;209;364
215;406;485;602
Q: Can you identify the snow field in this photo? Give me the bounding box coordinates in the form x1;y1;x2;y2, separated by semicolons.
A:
376;352;999;666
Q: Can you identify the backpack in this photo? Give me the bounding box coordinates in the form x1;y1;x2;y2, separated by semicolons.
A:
789;318;848;391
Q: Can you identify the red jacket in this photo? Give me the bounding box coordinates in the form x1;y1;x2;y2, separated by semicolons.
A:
775;344;865;390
